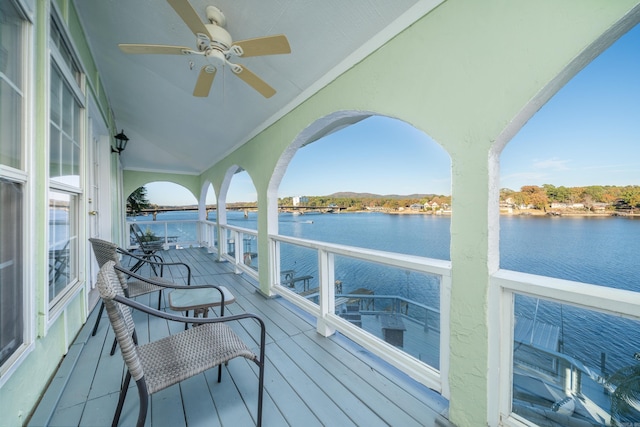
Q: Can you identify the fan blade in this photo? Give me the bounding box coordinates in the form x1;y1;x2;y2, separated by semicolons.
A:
232;35;291;57
193;66;216;97
166;0;212;38
233;65;276;98
119;44;192;55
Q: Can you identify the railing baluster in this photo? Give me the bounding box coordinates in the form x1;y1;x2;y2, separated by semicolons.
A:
317;249;335;336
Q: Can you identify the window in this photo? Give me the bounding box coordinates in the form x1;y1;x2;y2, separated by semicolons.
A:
0;179;23;367
49;63;81;187
0;0;25;371
0;0;23;169
48;190;77;303
48;15;83;308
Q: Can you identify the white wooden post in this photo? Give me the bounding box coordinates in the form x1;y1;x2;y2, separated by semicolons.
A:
316;249;336;336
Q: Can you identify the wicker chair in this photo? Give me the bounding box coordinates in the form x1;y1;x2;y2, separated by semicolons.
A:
130;223;165;269
96;261;265;427
89;238;229;354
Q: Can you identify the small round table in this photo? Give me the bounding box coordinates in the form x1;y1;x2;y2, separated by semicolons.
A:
168;286;236;321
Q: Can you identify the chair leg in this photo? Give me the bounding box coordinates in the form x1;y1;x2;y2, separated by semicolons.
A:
148;257;159;276
157;290;162;310
112;372;131;427
256;358;265;427
110;337;118;356
129;258;144;274
135;378;149;427
92;301;105;336
255;323;266;427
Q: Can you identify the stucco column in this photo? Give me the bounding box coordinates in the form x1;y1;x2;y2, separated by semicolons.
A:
448;141;493;426
257;182;277;297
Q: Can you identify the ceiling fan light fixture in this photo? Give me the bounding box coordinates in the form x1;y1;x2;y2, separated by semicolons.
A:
205;48;226;65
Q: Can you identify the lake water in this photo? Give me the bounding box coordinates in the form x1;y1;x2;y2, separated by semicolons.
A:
137;210;640;373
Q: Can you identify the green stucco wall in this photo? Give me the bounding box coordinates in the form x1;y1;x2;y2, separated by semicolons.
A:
0;1;117;426
123;170;201;202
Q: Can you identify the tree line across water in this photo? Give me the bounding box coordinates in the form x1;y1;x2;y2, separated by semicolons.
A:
127;185;640;215
277;193;452;211
500;184;640;211
280;186;640;212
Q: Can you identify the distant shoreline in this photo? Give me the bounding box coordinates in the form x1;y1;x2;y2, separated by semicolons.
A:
387;209;640;217
147;207;640;218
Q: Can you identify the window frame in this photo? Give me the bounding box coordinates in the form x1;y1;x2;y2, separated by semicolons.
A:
46;9;86;319
0;0;34;387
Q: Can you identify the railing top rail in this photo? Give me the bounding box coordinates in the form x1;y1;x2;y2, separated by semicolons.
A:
220;223;258;235
125;219;198;224
494;268;640;320
270;233;451;276
336;293;440;313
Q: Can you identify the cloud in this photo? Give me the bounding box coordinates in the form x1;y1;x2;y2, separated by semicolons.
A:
532;157;570;171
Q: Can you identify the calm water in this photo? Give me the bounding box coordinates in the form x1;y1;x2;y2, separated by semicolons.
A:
142;210;640;372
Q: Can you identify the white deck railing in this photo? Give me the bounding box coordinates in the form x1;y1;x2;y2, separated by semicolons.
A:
125;219;200;250
492;269;640;426
125;217;640;424
268;233;452;396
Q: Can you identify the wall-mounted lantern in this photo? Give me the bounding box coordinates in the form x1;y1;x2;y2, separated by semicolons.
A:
111;130;129;154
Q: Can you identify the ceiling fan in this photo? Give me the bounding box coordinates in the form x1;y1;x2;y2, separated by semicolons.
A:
118;0;291;98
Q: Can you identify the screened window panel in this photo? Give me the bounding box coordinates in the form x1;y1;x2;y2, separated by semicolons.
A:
0;179;23;367
49;66;61;126
48;190;77;303
49;66;80;187
0;1;22;84
0;0;23;170
0;79;21;169
61;81;72;135
49;123;61;178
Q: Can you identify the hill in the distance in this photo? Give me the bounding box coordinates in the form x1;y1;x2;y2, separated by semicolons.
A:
327;192;437;199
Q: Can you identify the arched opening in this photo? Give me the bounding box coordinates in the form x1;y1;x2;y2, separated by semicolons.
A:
498;23;640;426
197;181;219;252
200;181;217;221
217;166;259;274
223;168;258;229
272;114;451;371
125;181;199;249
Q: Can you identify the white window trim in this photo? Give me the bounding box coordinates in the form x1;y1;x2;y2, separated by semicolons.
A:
0;0;34;387
45;7;87;324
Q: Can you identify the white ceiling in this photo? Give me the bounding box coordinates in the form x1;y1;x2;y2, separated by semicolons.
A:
74;0;424;174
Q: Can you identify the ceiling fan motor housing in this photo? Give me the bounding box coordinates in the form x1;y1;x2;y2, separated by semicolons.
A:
205;48;226;66
205;24;232;51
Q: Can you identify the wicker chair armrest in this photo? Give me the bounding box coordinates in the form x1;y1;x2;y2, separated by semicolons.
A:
114;264;215;290
117;247;192;284
112;294;266;346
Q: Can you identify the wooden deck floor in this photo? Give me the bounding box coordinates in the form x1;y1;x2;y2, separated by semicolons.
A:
29;248;454;427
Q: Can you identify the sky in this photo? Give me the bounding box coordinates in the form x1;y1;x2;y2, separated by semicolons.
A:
500;23;640;191
145;23;640;205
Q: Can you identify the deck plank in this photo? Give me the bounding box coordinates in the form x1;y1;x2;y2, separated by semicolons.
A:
30;247;453;427
302;330;450;423
179;375;222;427
270;338;358;426
277;334;390;427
